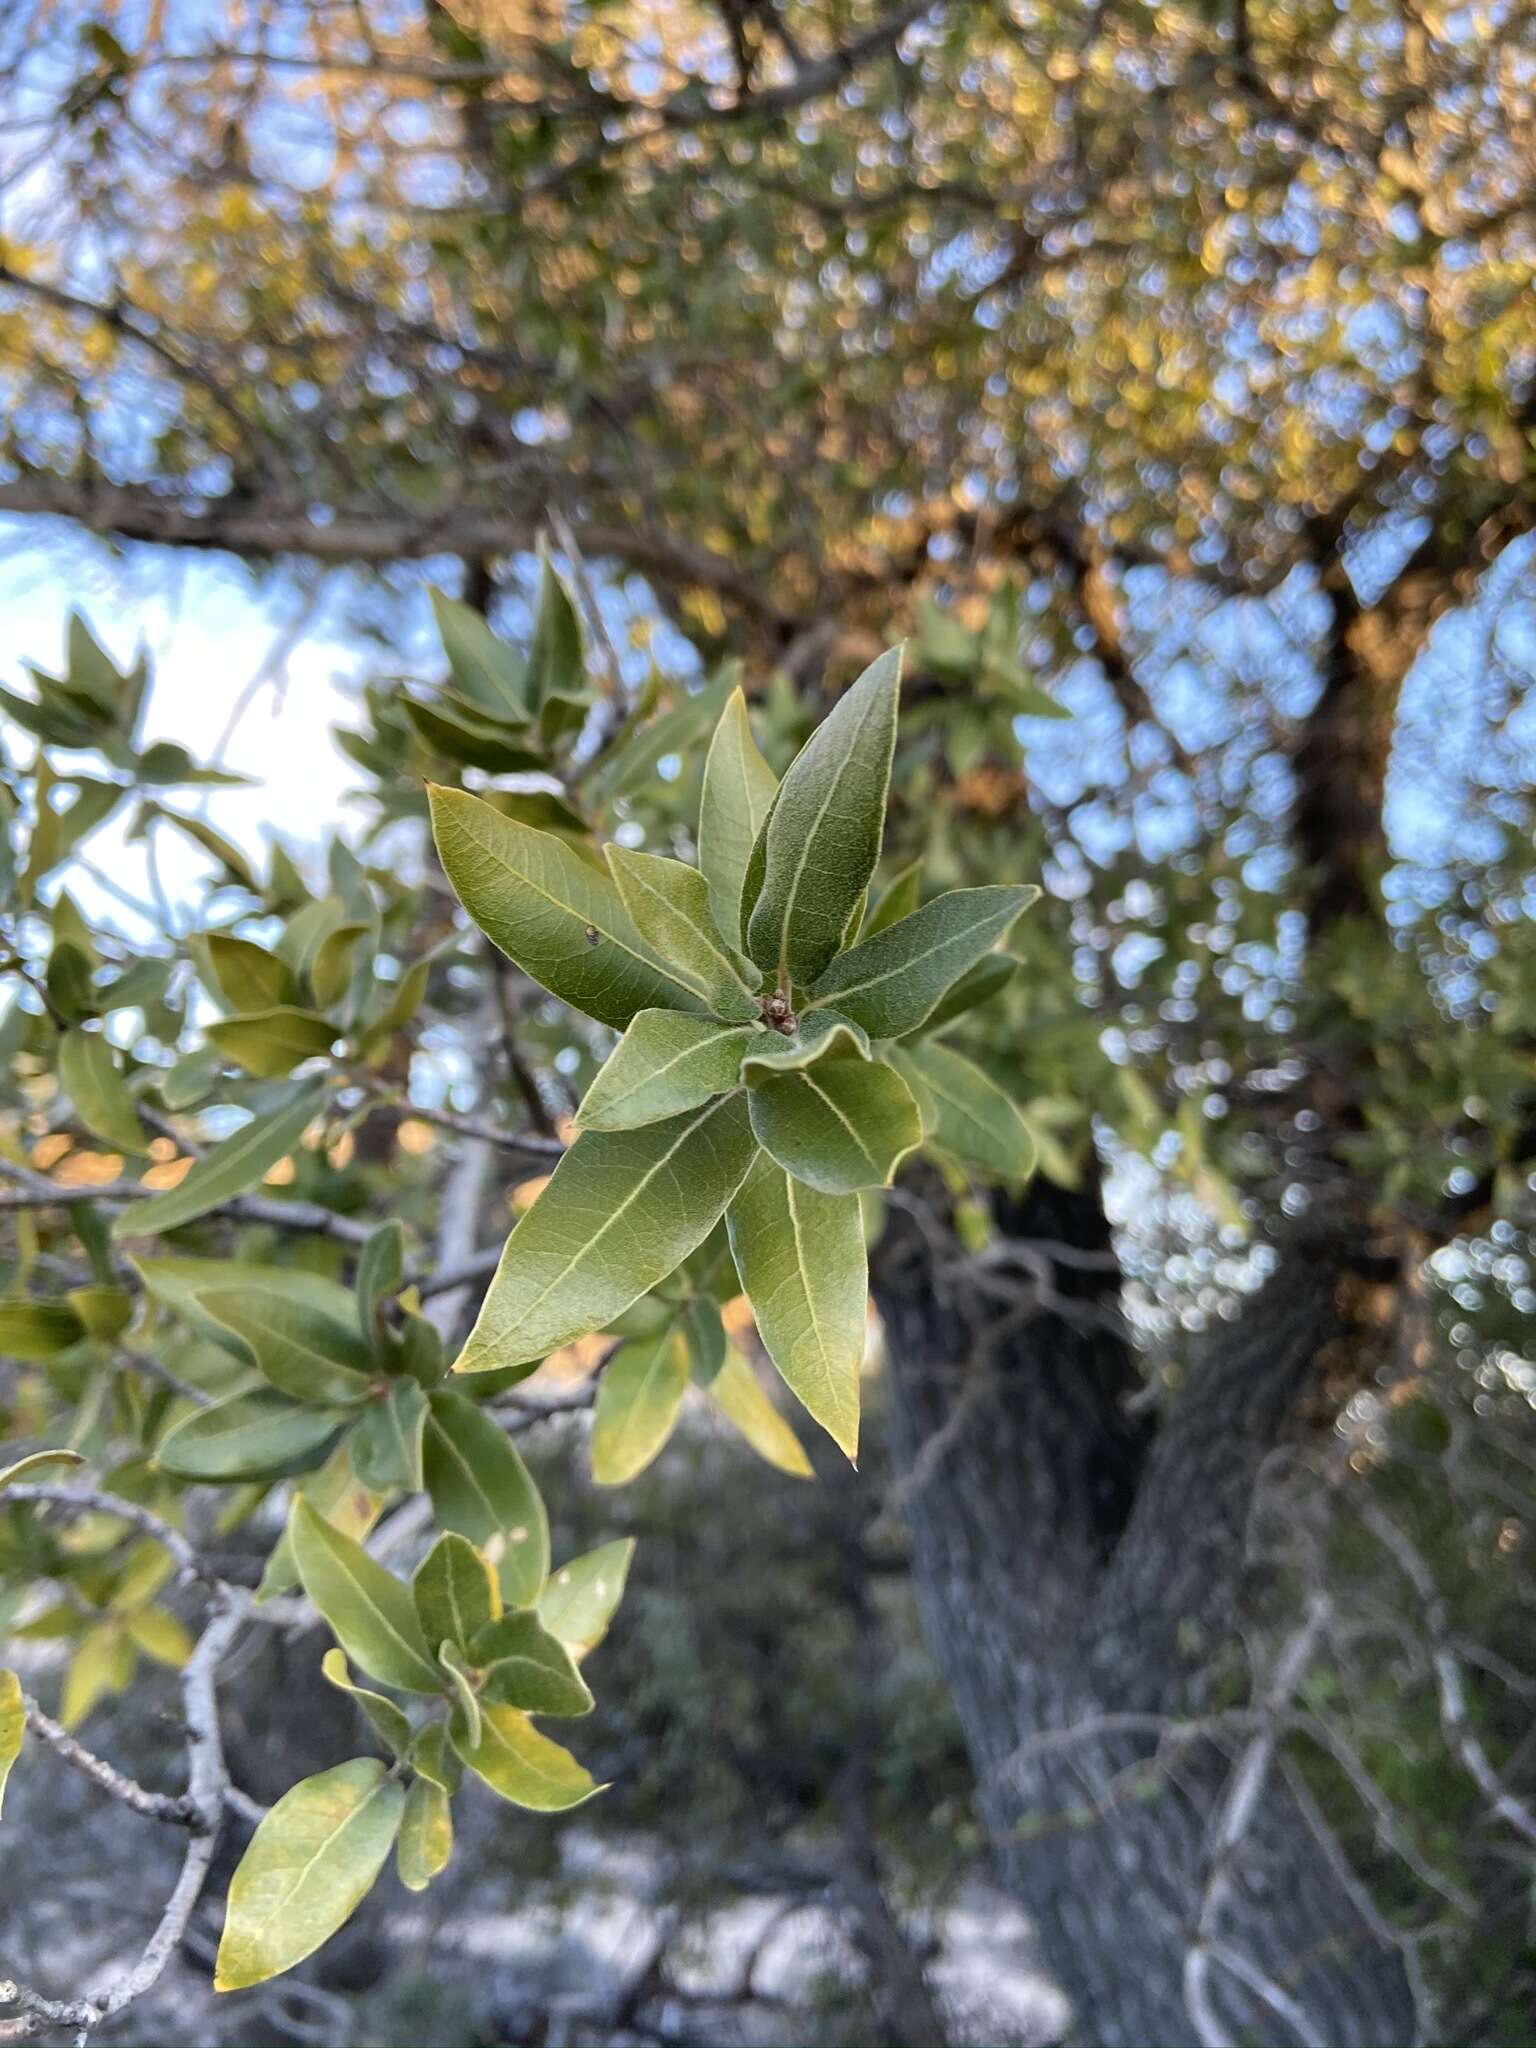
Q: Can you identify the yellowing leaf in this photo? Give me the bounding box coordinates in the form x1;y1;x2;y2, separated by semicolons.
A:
451;1702;601;1812
215;1759;405;1990
590;1326;690;1485
0;1669;23;1818
396;1775;453;1893
705;1348;813;1477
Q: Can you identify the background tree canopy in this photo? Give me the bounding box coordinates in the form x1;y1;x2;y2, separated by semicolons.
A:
1;2;1534;2044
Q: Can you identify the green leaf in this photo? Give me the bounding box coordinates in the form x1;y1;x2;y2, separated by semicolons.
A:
404;695;543;772
704;1348;814;1477
807;886;1038;1039
422;1392;549;1608
356;956;431;1055
698;686;779;948
356;1221;405;1346
0;1300;86;1359
289;1496;441;1693
457;1094;756;1372
257;1443;381;1602
0;1447;85;1490
595;670;735;803
135;1255;357;1353
473;1610;593;1716
890;1043;1037;1179
157;1390;347;1480
681;1294;726;1382
196;1291;374;1406
739;1007;869;1077
726;1153;865;1459
159;1043;223;1110
58;1028;148;1156
389;1309;446;1391
524;555;585;714
915;597;980;680
413;1532;500;1654
745;646;902;986
202;935;299;1012
451;1702;600;1812
111;1083;326;1240
605;846;760;1018
65;1284;133;1342
409;1721;463;1795
214;1759;405;1991
46;938;96;1023
438;1639;482;1749
537;1540;635;1657
0;1669;20;1817
429;589;529;722
310;921;371;1012
349;1378;428;1493
747;1057;921;1194
319;1647;413;1757
151;806;259;892
396;1775;453;1893
276;897;346;983
576;1011;758;1132
910;952;1020;1038
590;1325;690;1485
429;786;705;1030
206;1006;337;1080
862;860;922;940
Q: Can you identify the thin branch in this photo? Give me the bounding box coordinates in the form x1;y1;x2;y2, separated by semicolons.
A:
0;1604;243;2042
1361;1503;1536;1849
19;1696;201;1828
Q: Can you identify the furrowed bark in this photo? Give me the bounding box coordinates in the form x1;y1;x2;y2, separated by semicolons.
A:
873;547;1448;2043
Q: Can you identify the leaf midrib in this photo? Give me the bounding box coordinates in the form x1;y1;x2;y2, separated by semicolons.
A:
619;860;750;1005
240;1770;393;1961
307;1519;436;1685
592;1022;751;1118
808;897;1020;1014
771;687;881;985
491;1096;741;1343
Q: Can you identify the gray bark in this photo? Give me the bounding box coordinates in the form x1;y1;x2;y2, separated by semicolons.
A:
874;1175;1417;2047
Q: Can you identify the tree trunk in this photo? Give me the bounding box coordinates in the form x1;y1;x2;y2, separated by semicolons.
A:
874;1176;1418;2046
